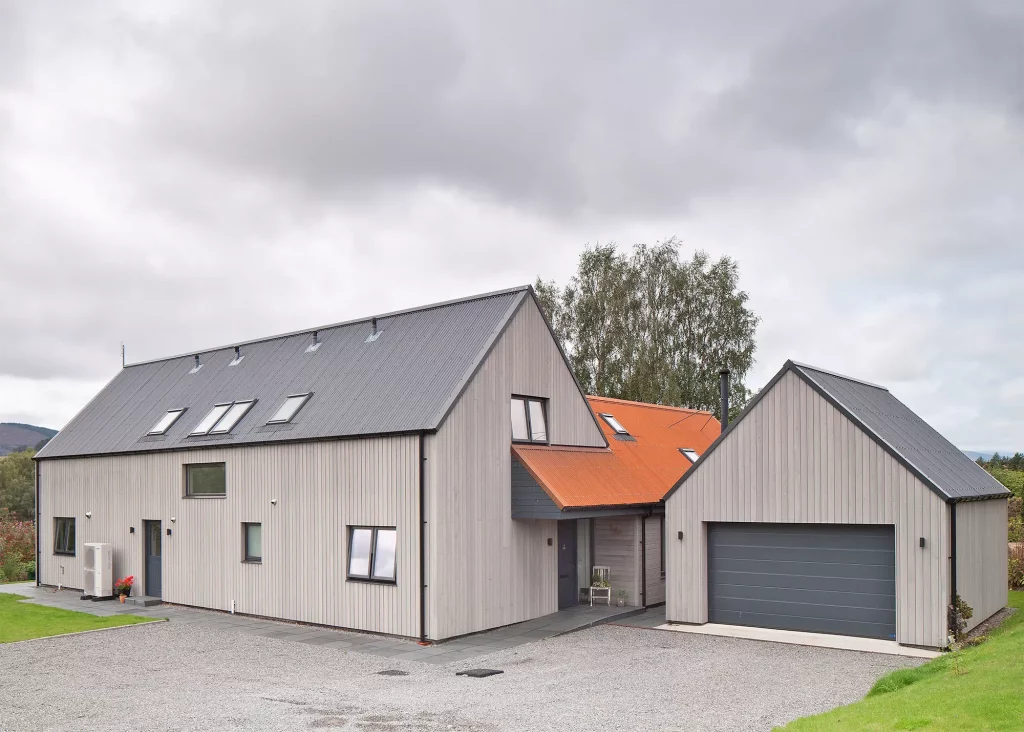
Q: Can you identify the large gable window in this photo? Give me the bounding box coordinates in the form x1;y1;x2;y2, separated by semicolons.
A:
347;527;397;583
190;400;255;436
148;409;186;436
511;396;548;443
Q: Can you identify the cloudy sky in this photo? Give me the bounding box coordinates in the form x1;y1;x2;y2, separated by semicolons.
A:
1;1;1021;451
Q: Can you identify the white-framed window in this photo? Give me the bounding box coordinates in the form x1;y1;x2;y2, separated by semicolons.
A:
148;409;186;436
267;393;312;424
600;413;629;435
190;400;256;436
679;448;700;463
511;396;548;443
347;526;397;583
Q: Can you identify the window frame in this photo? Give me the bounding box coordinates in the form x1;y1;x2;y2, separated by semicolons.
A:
147;408;187;436
346;526;398;584
190;400;256;436
600;413;629;435
510;396;550;444
184;462;227;498
267;393;312;425
679;448;700;463
242;522;262;563
53;517;76;556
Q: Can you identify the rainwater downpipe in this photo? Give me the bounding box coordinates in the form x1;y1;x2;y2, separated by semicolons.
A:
950;501;958;617
419;431;428;644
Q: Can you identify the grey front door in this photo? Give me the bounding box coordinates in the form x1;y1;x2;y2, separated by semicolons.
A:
144;520;162;598
557;520;578;609
707;523;896;640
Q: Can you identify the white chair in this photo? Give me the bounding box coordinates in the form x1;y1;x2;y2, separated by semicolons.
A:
589;565;611;606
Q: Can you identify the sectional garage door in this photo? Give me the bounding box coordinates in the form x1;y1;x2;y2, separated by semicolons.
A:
708;523;896;640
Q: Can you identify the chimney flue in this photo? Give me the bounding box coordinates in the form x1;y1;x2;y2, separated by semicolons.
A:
719;369;731;430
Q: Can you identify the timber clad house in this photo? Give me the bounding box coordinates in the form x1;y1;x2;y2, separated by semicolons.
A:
35;287;1009;649
35;286;712;641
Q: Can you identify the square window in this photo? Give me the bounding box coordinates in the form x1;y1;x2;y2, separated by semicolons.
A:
511;396;549;444
185;463;226;497
347;527;397;583
54;517;76;556
148;409;186;436
511;398;529;441
243;523;262;562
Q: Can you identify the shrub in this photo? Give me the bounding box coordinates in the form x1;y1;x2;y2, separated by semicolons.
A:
1010;545;1024;590
0;508;35;583
948;594;974;644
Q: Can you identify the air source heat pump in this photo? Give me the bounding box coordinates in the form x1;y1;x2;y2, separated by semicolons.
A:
82;543;113;599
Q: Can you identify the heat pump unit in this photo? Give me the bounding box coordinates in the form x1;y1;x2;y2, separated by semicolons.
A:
82;543;113;598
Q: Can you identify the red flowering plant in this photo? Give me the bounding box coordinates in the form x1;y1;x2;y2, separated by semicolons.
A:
114;575;134;596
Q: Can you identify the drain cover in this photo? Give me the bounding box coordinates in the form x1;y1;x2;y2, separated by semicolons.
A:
377;669;409;676
455;669;503;678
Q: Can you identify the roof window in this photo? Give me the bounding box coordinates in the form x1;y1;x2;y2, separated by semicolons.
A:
679;448;700;463
148;409;186;436
268;393;312;424
191;400;255;436
600;414;629;435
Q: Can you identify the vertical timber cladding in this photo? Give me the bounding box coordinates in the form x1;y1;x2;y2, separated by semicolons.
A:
708;523;896;639
666;370;951;648
425;296;606;640
37;435;420;637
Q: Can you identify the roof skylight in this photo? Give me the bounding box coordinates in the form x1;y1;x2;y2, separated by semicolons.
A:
191;400;255;436
680;448;700;463
148;409;186;436
600;414;629;435
268;393;311;424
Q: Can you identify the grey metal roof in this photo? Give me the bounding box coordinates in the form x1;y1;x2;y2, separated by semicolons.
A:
37;287;530;459
791;362;1009;502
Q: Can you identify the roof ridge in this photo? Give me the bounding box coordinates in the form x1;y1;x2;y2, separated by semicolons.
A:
125;285;532;368
790;361;889;391
586;394;711;414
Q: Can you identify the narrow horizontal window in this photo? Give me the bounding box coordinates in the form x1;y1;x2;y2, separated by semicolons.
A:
511;396;549;444
347;526;397;583
148;409;186;436
243;522;262;563
600;413;628;435
267;393;311;424
54;517;76;556
679;448;700;463
185;463;226;497
210;400;255;434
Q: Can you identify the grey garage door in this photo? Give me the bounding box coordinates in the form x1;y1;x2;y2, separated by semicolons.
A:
708;523;896;640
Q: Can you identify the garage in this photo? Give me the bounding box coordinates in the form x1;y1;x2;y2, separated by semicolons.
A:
707;523;896;640
664;360;1010;649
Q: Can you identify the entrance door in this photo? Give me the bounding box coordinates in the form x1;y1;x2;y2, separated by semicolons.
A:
144;520;162;598
557;520;578;609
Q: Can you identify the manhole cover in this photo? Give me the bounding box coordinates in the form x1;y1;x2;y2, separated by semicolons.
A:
377;669;409;676
455;668;503;678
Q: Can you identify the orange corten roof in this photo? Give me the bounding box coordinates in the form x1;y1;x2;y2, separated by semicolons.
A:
512;396;720;509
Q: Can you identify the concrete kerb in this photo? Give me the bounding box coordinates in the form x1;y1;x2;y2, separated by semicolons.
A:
1;618;168;647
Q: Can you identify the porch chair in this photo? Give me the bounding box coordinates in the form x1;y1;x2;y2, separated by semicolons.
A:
589;565;611;606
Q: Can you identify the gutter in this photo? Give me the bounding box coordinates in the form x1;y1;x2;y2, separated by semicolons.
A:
418;431;428;644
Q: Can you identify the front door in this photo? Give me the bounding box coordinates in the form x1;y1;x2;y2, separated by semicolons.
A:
557;520;578;609
144;520;162;598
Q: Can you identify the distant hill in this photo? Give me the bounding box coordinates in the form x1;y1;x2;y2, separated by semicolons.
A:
963;449;1022;462
0;423;57;456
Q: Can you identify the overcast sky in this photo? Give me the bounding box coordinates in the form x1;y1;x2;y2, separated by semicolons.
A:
1;1;1021;451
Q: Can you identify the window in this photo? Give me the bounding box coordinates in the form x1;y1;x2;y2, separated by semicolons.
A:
600;413;629;435
267;393;311;424
679;448;700;463
347;527;397;583
190;400;255;436
511;397;548;443
243;523;262;562
54;517;76;556
185;463;227;497
148;409;186;436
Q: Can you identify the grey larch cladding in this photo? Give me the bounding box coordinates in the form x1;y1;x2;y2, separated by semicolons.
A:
956;498;1008;632
665;370;951;648
38;289;525;459
425;296;605;639
594;516;641;606
38;437;420;636
643;516;665;605
794;364;1009;501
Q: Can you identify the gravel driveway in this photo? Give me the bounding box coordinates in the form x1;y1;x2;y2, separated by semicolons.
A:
0;622;922;732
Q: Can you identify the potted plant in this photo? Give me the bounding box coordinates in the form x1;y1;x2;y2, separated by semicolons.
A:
615;589;627;607
114;576;134;602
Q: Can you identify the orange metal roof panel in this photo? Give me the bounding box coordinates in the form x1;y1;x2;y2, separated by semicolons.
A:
512;396;721;509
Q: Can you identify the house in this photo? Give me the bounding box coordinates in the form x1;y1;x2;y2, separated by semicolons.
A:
664;360;1010;649
34;286;714;641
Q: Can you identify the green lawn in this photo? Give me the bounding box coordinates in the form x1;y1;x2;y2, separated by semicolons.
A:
777;591;1024;732
0;593;159;643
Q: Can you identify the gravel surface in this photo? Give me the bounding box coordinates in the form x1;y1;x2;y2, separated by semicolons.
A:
0;622;922;732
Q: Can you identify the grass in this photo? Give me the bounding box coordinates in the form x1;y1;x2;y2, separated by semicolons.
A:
0;593;159;643
776;591;1024;731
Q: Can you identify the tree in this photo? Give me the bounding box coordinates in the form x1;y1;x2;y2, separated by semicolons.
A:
536;239;759;419
0;449;35;521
